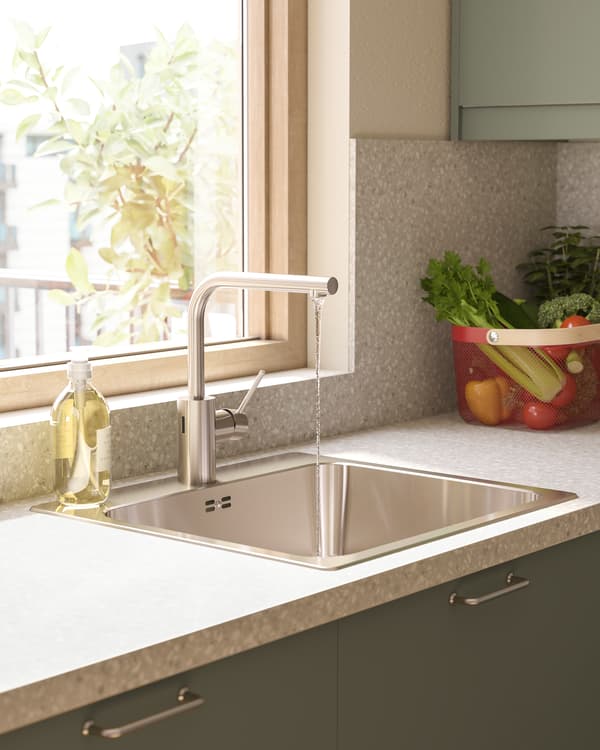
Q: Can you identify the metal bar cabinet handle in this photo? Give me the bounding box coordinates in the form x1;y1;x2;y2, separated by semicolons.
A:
448;572;530;606
81;687;204;740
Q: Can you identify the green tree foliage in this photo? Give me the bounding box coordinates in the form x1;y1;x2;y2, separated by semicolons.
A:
0;21;239;346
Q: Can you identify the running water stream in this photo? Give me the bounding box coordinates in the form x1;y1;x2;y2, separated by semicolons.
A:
312;293;326;557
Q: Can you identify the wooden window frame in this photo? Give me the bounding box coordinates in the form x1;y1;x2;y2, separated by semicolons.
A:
0;0;307;412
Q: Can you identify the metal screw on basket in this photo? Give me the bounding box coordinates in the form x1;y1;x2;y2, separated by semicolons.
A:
488;330;500;343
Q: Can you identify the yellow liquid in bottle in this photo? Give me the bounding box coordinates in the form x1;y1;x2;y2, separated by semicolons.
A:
51;383;111;507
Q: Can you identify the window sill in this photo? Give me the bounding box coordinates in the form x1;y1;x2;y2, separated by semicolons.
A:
0;367;343;429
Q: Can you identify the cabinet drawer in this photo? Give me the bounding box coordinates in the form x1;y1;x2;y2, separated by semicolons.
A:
339;533;599;750
2;622;337;750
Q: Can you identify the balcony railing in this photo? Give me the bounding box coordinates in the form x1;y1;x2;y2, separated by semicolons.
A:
0;162;17;189
0;224;18;252
0;269;189;359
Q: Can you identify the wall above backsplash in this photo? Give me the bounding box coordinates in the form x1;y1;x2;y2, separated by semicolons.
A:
0;138;558;502
349;0;450;138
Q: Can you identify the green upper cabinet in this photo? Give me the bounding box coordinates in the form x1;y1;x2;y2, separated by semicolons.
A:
451;0;600;140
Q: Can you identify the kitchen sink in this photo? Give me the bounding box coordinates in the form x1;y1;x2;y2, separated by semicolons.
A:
32;453;577;569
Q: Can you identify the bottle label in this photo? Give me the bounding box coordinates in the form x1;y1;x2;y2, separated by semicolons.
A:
96;426;112;473
66;431;91;494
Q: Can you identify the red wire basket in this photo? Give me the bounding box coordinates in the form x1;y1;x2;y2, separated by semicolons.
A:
452;324;600;430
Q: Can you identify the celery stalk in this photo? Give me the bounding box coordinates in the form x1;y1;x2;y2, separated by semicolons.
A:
479;344;565;402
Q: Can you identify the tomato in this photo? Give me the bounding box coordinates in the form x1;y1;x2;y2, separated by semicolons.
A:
522;402;559;430
542;344;569;362
560;315;591;351
550;373;577;407
560;315;591;329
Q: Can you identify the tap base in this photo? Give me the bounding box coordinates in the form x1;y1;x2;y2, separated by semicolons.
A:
177;396;217;486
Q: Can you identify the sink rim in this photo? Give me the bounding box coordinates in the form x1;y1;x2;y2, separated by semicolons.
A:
31;453;578;570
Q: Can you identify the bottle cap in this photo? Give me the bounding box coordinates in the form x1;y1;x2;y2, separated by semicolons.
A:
67;347;92;381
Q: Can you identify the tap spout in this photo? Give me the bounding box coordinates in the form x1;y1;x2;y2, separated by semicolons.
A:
188;272;338;400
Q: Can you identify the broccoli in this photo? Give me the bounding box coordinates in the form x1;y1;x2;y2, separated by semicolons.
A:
537;293;600;328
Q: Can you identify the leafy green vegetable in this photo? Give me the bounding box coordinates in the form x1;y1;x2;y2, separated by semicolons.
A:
421;252;566;402
537;293;600;328
517;299;540;327
421;252;511;329
492;291;538;329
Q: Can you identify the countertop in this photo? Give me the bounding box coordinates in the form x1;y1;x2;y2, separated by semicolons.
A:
1;412;599;734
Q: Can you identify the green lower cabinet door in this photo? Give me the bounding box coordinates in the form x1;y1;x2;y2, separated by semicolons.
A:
2;622;338;750
339;533;599;750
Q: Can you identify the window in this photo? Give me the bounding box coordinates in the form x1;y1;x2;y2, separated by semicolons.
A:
0;0;307;410
25;134;52;157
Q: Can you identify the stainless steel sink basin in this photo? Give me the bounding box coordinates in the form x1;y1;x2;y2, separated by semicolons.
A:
32;453;577;569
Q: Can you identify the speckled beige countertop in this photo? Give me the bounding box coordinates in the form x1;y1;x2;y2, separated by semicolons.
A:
1;412;599;735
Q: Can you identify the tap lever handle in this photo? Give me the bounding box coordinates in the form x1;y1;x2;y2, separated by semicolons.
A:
236;369;266;414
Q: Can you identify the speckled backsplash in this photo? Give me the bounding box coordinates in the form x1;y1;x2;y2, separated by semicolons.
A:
0;139;559;502
557;142;600;231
